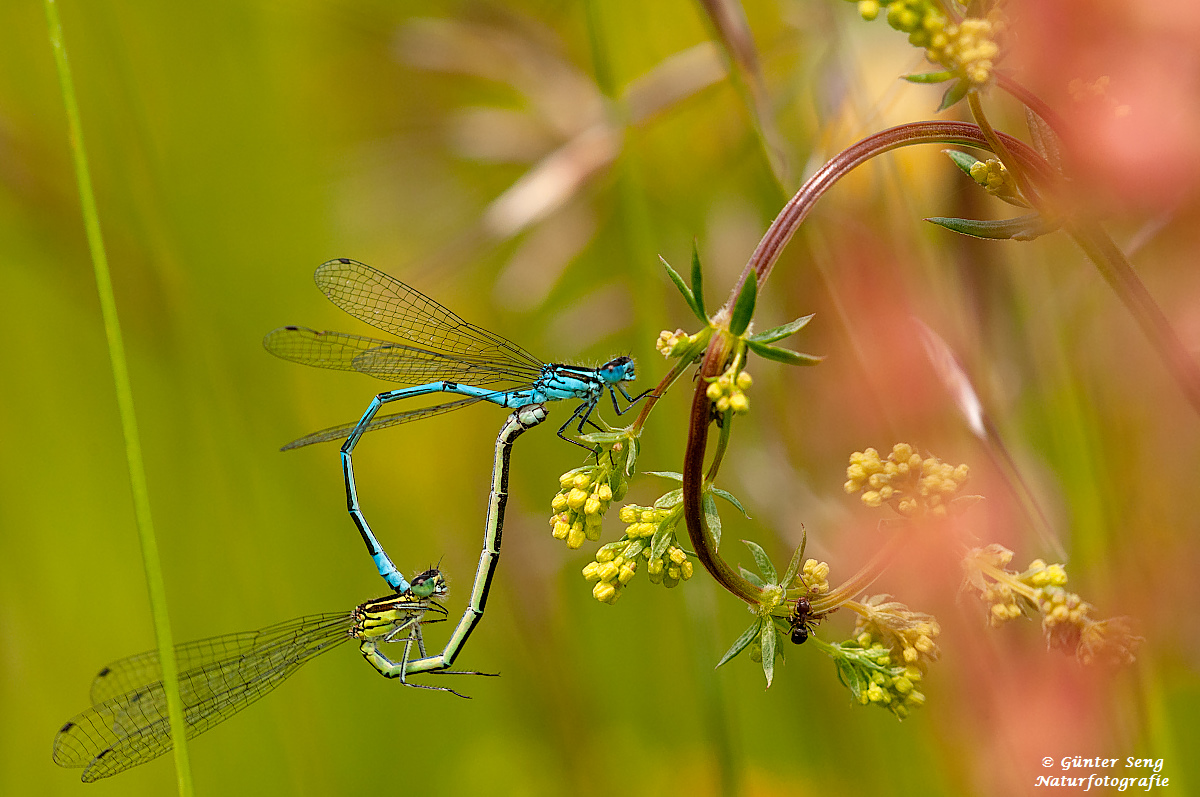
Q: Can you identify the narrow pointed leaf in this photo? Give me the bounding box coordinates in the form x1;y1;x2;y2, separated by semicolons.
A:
925;213;1058;241
645;470;683;482
938;78;970;111
904;69;955;84
835;657;864;697
1025;107;1064;172
653;488;683;509
710;487;750;518
650;522;673;562
690;239;706;321
780;527;808;586
622;539;647;560
740;566;766;587
625;436;640;477
742;539;776;582
729;277;757;336
716;620;762;668
660;255;703;321
747;339;824;366
944;149;980;176
747;313;815;344
761;619;777;686
702;492;722;548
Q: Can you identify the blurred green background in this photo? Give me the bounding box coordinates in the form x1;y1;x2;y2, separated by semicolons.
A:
4;0;1199;794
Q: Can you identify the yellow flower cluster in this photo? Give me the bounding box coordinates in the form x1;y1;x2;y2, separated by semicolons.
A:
844;444;971;518
969;158;1025;205
706;366;752;414
550;467;615;550
793;558;831;595
582;545;639;605
656;328;688;357
961;544;1143;665
852;594;941;670
861;655;928;720
581;504;696;603
853;0;1002;86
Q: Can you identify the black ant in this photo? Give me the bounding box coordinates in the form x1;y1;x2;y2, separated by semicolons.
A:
787;578;828;644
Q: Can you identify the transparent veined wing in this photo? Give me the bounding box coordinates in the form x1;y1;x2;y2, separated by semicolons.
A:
313;258;544;373
279;396;484;450
264;327;543;389
54;612;354;782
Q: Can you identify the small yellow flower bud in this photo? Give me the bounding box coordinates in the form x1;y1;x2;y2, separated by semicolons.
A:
567;526;586;549
596;547;615;563
551;493;569;512
736;371;752;390
681;561;694;580
558;472;575;489
597;483;613;502
669;547;687;565
706;382;723;401
618;563;637;585
729;392;749;413
592;582;616;602
572;473;591;490
584;496;601;516
715;396;730;413
552;520;570;540
597;561;620;582
862;490;882;507
566;488;588;511
582;562;601;581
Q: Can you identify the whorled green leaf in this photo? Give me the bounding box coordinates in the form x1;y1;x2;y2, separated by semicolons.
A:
1025;106;1064;173
740;566;766;588
710;486;750;518
904;69;955;84
742;539;776;583
746;338;824;366
780;527;808;586
649;521;673;562
660;255;705;322
729;277;757;336
690;239;706;321
644;470;683;482
938;78;971;111
761;617;777;686
653;488;683;509
622;539;647;560
944;149;980;176
746;313;814;344
625;436;640;477
702;491;722;549
835;656;865;698
925;213;1059;241
716;619;762;668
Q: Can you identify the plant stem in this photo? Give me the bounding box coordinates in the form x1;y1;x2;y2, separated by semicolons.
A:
43;2;193;792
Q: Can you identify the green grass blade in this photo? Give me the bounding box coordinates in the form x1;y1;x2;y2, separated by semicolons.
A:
42;1;193;792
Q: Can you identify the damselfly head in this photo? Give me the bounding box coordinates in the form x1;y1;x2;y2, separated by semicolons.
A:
599;356;636;383
408;568;449;599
